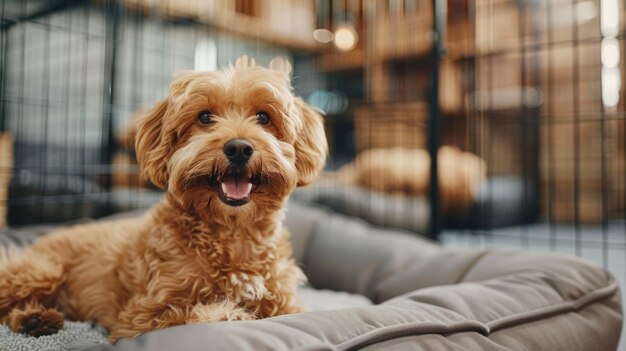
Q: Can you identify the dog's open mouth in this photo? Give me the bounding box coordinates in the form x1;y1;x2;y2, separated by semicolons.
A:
214;171;260;207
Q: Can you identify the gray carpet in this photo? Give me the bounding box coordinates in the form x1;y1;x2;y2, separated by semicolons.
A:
0;321;108;351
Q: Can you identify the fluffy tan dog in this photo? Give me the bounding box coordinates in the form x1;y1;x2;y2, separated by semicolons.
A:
337;146;486;213
0;56;327;341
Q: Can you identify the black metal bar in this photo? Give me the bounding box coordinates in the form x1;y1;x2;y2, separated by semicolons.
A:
622;12;626;316
600;101;609;269
0;0;9;225
130;0;144;209
77;2;89;217
572;0;582;257
521;1;542;231
428;0;446;239
0;0;7;132
466;0;484;237
528;4;541;226
546;0;557;251
14;0;26;178
62;10;72;214
37;15;52;223
100;0;120;215
518;1;529;248
600;20;610;271
485;1;495;240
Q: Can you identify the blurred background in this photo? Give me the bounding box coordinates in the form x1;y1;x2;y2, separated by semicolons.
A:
0;0;625;341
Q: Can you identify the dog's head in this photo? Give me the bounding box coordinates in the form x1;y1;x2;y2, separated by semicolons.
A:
135;56;327;221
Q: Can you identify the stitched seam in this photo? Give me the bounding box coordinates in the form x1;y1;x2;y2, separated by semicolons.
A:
487;279;619;332
336;321;490;351
333;279;618;351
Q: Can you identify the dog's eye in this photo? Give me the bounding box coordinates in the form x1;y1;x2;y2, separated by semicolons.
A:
198;111;213;124
256;111;270;125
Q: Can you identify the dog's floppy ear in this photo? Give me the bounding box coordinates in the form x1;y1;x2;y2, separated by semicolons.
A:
294;97;327;186
134;100;171;189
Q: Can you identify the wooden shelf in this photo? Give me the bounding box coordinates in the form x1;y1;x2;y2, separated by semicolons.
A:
124;0;319;51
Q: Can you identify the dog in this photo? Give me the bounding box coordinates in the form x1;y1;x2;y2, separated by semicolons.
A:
336;146;486;214
0;55;327;341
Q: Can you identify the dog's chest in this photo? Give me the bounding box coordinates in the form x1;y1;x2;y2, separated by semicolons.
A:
185;243;270;303
221;241;269;301
183;228;280;304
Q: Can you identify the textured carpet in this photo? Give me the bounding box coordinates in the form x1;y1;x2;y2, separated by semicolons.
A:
0;321;108;351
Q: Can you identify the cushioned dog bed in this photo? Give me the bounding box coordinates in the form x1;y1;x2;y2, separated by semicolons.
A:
1;200;621;350
293;176;538;235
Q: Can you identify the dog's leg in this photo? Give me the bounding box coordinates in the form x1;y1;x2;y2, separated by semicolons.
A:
276;300;307;315
254;260;308;318
256;291;307;318
3;299;64;336
109;297;253;341
0;252;66;335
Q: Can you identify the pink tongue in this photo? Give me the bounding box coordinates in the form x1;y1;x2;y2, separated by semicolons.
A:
221;176;252;200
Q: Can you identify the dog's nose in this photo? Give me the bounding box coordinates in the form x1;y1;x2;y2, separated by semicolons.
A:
223;138;253;164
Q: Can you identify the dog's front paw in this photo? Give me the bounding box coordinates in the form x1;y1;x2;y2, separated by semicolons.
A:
222;306;254;321
9;308;64;337
229;272;267;301
189;301;254;324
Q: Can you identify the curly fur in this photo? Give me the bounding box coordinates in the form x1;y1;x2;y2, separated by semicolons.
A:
0;57;327;342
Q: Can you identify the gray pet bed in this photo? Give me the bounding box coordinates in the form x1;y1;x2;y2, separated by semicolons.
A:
293;176;537;235
0;200;622;350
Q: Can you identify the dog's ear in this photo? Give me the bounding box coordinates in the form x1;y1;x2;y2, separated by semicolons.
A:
134;100;171;189
134;71;196;188
294;98;327;186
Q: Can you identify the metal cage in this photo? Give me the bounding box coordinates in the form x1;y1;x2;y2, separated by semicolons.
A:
0;0;624;344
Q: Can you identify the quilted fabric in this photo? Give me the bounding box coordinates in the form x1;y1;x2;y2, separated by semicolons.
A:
1;201;622;351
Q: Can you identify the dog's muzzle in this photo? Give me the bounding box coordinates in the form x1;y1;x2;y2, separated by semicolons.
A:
217;138;254;206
